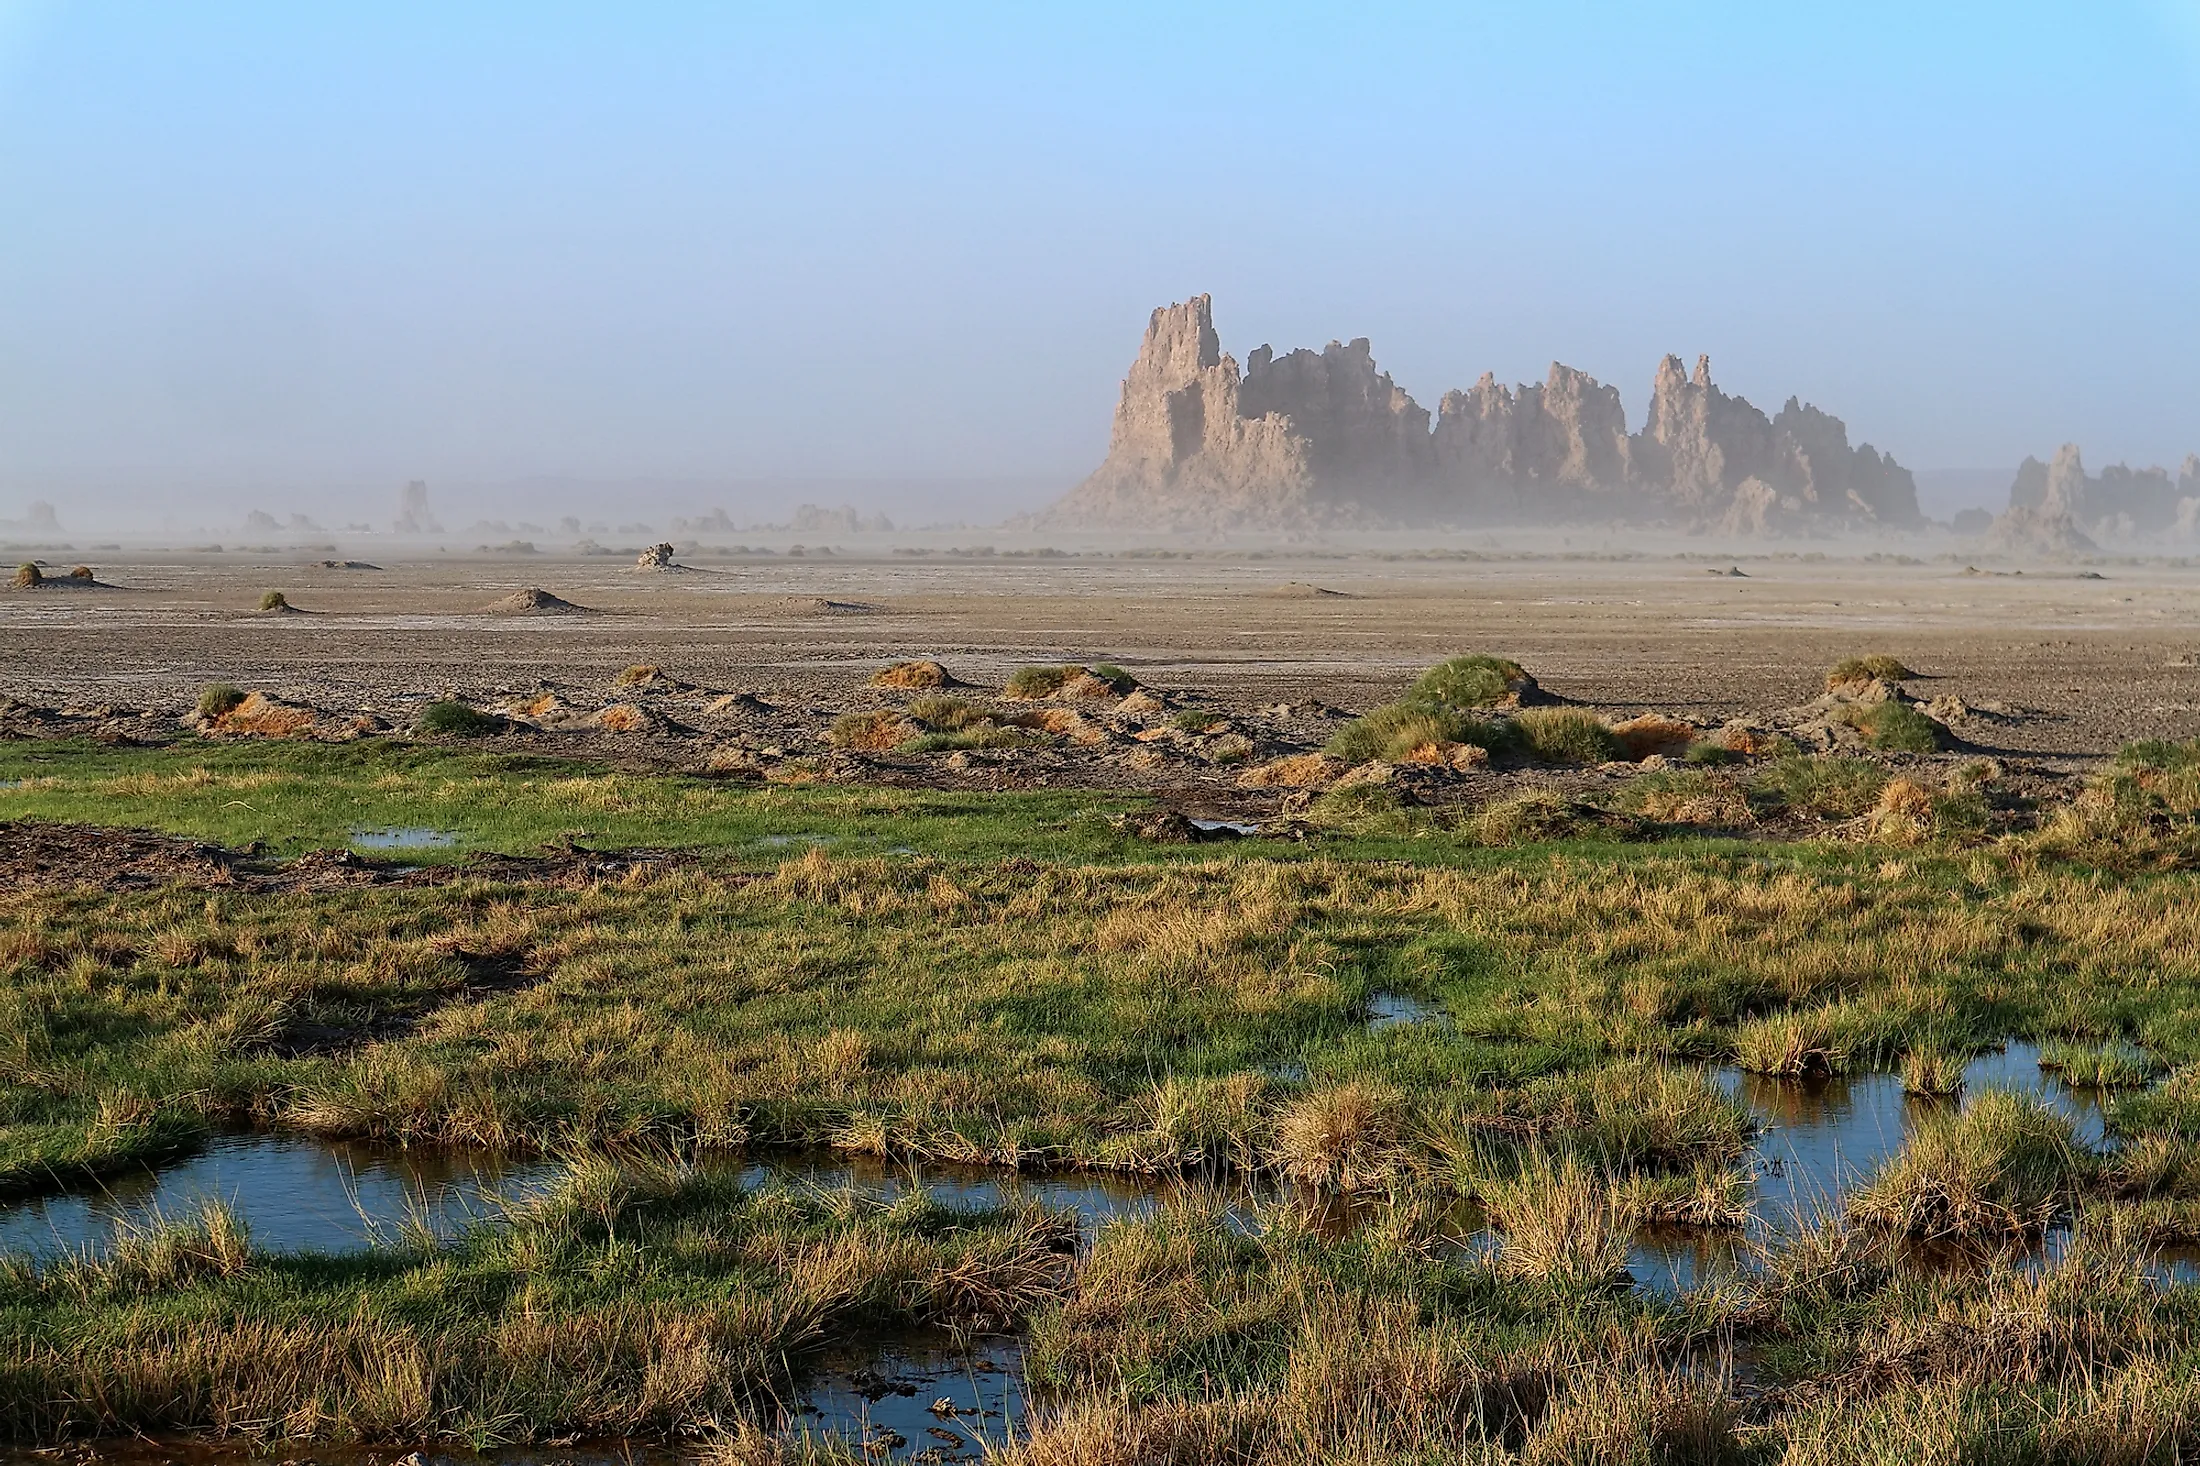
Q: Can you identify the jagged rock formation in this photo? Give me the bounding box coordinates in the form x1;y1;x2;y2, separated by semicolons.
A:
1046;295;1922;532
2001;444;2200;544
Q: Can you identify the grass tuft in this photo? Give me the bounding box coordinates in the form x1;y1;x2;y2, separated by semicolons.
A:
1515;708;1620;765
1850;1089;2091;1238
1004;664;1085;700
826;710;920;752
196;684;247;719
1325;703;1513;764
1827;654;1916;688
1840;699;1943;753
258;590;288;611
1751;755;1888;818
1410;654;1528;710
12;562;41;588
870;659;949;689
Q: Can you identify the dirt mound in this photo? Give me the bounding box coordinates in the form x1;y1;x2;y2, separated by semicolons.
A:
10;564;111;589
483;588;591;615
1268;582;1351;598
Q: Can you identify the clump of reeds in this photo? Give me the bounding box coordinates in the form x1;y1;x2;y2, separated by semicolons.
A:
1849;1088;2091;1238
1902;1048;1967;1097
1826;654;1916;689
2039;1040;2158;1089
1480;1149;1627;1286
1325;702;1513;764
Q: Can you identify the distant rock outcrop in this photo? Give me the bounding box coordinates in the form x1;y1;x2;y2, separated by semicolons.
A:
1045;295;1922;532
2001;443;2200;543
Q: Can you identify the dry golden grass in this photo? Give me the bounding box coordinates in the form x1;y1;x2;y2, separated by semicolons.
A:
824;711;921;752
1236;753;1347;789
1608;714;1698;761
869;659;950;689
209;693;318;738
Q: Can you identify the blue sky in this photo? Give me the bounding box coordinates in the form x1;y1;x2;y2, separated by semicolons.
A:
1;2;2196;520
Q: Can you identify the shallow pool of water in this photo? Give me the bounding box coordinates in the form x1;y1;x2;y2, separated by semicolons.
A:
349;826;461;850
0;1134;560;1260
1189;818;1260;836
1366;991;1444;1030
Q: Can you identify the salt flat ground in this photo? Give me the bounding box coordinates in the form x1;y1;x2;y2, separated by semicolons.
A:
8;542;2200;759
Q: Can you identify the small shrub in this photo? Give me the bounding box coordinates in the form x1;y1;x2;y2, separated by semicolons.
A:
1826;654;1915;688
196;684;247;719
1840;699;1942;753
615;664;662;687
1751;755;1887;818
1004;664;1082;700
870;659;949;689
11;563;40;588
418;700;504;737
1173;709;1226;734
67;565;93;580
826;710;920;751
257;589;289;611
1411;653;1529;710
1516;707;1620;765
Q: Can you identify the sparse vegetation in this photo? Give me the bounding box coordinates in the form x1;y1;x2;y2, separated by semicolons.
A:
1750;753;1888;818
616;663;662;686
1088;662;1137;692
416;700;503;737
1172;708;1226;734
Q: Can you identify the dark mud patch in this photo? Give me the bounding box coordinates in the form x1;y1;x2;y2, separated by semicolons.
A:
0;820;695;894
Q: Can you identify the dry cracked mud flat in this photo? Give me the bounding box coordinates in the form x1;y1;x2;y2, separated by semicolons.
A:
7;542;2200;761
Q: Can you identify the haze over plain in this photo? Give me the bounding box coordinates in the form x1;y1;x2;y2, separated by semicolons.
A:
1;2;2196;529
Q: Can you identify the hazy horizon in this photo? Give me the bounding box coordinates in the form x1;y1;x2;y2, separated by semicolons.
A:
4;3;2197;530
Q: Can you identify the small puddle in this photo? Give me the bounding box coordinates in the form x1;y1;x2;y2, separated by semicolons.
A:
1366;991;1445;1030
784;1339;1025;1461
758;833;832;848
349;826;460;850
1190;818;1260;836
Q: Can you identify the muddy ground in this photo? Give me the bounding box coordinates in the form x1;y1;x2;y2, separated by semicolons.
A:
4;540;2198;767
